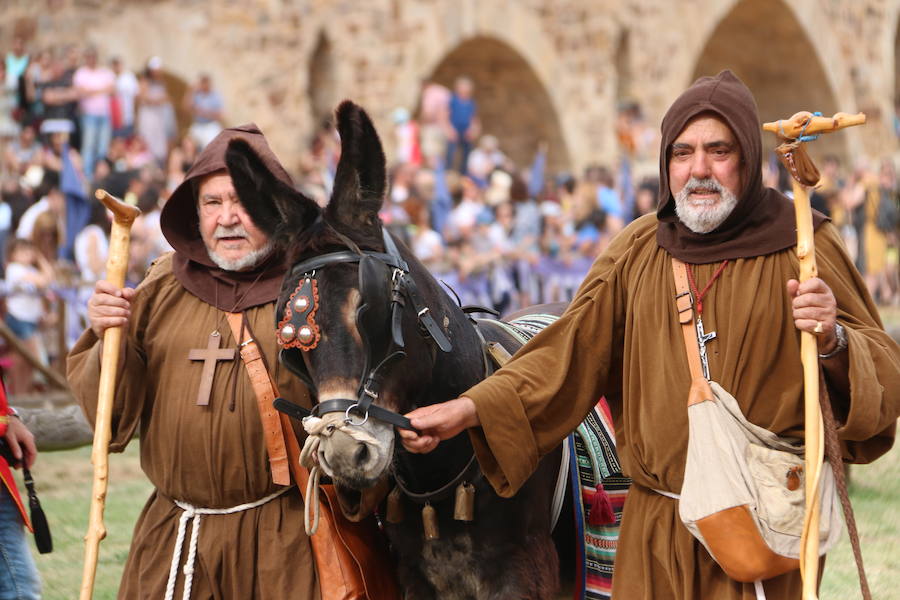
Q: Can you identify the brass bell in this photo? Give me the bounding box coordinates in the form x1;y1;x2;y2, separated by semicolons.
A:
385;486;404;524
453;483;475;522
294;296;310;312
280;323;296;341
298;325;314;344
422;503;439;541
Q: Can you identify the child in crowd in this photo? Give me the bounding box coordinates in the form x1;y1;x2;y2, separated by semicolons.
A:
3;238;54;394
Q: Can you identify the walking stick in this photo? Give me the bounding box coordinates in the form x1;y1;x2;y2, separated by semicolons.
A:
79;190;141;600
762;111;865;600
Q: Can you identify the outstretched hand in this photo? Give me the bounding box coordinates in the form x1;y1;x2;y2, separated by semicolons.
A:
786;277;838;353
398;397;480;454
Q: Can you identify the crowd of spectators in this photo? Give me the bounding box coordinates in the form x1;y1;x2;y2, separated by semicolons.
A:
0;38;222;393
0;39;897;396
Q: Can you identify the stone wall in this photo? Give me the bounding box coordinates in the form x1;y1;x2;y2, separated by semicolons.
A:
3;0;898;177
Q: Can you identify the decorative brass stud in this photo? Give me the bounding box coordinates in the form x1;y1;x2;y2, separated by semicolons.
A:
294;296;310;312
280;324;296;341
298;325;315;344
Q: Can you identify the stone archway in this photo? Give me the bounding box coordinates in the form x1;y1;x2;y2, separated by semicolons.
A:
308;30;339;127
426;36;570;174
692;0;844;163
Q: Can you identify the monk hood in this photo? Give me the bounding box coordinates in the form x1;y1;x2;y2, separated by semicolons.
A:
161;124;295;311
655;70;826;263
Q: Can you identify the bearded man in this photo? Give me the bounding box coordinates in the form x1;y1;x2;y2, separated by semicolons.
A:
67;125;318;599
399;71;900;598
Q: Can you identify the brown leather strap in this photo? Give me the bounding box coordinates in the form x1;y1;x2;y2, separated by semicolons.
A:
818;369;871;600
225;312;291;486
671;258;715;405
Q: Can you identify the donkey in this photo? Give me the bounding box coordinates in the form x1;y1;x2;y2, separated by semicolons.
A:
226;101;578;599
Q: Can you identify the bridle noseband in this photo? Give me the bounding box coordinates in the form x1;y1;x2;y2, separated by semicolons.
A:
274;229;451;432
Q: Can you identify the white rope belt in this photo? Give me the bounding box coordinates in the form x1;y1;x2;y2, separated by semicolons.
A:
650;488;766;599
299;412;379;535
651;488;681;500
163;486;291;600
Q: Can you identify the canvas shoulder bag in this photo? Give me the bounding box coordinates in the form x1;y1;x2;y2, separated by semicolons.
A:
670;258;843;583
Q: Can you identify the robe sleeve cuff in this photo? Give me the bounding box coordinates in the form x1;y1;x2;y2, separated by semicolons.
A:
837;325;897;461
466;375;539;498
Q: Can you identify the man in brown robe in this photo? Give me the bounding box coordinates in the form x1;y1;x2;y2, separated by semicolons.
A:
67;125;318;599
399;70;900;599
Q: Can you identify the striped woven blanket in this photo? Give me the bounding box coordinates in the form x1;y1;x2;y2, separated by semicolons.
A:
500;315;631;600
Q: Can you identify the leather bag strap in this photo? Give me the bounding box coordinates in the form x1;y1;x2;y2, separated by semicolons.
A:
225;312;291;486
671;258;715;406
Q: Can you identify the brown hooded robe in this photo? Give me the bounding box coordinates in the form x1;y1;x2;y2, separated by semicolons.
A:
66;125;318;599
463;72;900;599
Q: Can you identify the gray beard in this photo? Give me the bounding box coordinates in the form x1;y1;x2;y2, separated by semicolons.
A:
208;240;275;271
674;177;739;233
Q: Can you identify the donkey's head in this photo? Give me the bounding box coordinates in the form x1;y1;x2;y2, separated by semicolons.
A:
227;101;453;494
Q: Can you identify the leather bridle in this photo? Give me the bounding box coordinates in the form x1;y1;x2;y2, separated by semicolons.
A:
274;228;452;432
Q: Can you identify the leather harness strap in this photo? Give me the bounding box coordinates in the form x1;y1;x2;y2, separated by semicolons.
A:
225;312;292;486
671;258;715;406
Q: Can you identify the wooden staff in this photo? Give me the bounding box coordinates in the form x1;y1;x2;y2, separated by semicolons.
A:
79;190;141;600
762;111;865;600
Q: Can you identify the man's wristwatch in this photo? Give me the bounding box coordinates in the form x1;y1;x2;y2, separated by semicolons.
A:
819;322;848;359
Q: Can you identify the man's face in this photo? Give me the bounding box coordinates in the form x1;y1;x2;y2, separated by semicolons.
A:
668;115;742;233
197;171;272;271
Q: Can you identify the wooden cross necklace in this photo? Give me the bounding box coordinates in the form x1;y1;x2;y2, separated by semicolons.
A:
685;260;729;380
187;271;265;406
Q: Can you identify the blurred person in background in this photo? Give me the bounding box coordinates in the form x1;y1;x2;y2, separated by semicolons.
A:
110;56;138;139
137;56;176;164
633;177;659;218
3;238;54;394
418;79;450;166
2;123;40;176
4;36;29;95
873;158;899;304
166;134;199;191
37;48;80;148
467;134;505;188
594;165;625;236
0;61;18;141
17;170;64;242
74;46;115;180
0;372;41;600
391;107;421;166
20;48;52;125
445;76;479;173
184;72;224;149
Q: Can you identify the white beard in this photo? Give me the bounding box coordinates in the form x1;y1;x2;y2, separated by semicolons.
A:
674;177;739;233
206;224;274;271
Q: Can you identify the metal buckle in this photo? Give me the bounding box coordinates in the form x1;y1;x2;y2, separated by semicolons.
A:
344;403;369;427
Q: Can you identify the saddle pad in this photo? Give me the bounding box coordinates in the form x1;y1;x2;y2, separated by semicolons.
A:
572;400;630;600
505;316;630;600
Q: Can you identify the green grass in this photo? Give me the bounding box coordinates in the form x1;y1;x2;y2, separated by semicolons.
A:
15;438;900;598
819;447;900;598
14;444;152;600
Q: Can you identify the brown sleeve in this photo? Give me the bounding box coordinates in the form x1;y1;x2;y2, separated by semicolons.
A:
466;234;629;497
65;256;172;452
66;330;146;452
814;223;900;463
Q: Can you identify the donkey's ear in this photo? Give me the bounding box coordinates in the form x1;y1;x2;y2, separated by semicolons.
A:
327;100;386;236
226;138;319;249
